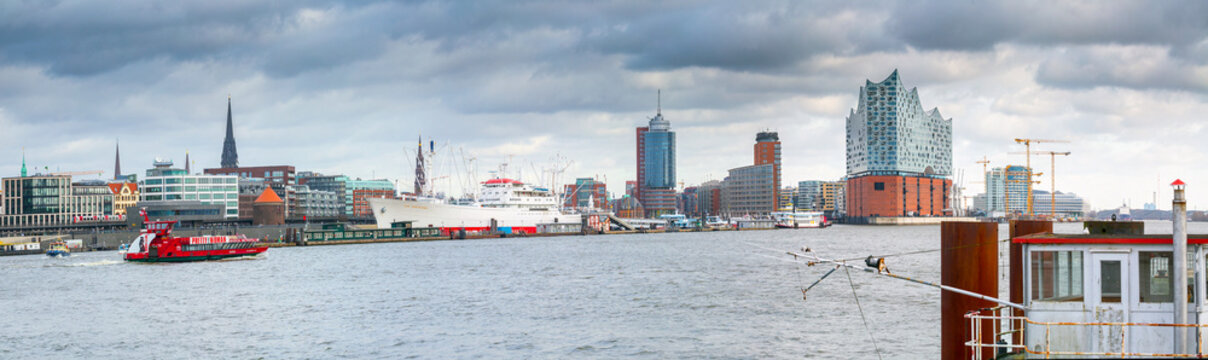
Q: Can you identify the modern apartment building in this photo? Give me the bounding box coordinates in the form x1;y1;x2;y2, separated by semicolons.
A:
563;177;608;210
722;164;776;216
845;70;953;217
754;131;781;209
141;159;239;219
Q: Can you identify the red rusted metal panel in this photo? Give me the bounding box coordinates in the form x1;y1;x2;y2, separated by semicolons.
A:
1010;220;1052;348
941;221;998;360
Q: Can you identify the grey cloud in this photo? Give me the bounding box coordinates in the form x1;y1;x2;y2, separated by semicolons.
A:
887;1;1208;53
1035;45;1208;92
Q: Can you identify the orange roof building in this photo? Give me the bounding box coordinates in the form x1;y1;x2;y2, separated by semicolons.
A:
107;182;139;216
253;187;285;225
254;187;283;203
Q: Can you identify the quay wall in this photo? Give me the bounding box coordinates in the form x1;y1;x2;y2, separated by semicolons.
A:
846;216;978;225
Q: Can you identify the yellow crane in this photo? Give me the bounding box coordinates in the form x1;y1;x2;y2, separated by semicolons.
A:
1010;151;1072;218
975;156;991;178
1014;138;1070;215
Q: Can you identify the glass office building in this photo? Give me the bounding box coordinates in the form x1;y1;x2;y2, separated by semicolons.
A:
140;160;239;218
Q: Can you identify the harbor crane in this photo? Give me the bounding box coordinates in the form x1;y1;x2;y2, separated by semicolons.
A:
1010;151;1072;218
1013;138;1070;215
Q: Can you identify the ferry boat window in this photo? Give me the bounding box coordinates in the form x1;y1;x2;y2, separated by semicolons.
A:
1030;250;1084;301
1137;251;1192;303
1100;260;1122;303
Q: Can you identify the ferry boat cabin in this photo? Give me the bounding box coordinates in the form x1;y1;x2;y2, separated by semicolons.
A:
1017;233;1208;355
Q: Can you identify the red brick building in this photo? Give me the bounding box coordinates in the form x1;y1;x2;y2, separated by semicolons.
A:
634;126;648;205
846;175;951;217
753;131;781;210
205;165;297;216
352;189;396;217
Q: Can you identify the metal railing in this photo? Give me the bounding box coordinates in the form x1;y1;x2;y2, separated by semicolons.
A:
965;306;1206;359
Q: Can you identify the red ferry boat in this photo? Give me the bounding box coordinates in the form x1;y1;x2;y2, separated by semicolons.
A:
123;209;267;262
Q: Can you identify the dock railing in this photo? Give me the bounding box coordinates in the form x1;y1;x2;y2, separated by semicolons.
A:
965;306;1206;359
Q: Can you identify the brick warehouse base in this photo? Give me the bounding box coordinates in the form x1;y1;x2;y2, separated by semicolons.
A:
846;175;952;217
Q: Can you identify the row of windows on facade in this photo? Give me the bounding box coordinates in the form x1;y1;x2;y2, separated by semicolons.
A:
145;177;237;185
143;186;237;193
1032;251;1202;304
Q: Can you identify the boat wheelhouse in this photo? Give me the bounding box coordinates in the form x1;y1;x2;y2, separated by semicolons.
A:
966;227;1208;358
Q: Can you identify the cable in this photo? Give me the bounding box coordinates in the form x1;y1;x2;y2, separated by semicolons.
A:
845;266;884;360
836;237;1012;262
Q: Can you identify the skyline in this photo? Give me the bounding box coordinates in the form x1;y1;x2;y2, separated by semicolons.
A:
3;1;1208;210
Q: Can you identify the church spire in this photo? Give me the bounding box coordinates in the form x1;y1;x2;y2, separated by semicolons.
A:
20;147;27;177
221;95;239;168
114;140;121;180
414;134;426;196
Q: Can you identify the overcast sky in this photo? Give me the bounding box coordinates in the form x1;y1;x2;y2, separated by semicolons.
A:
3;1;1207;210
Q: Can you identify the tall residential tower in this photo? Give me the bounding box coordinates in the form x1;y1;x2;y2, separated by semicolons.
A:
844;70;953;218
638;91;676;217
754;131;781;209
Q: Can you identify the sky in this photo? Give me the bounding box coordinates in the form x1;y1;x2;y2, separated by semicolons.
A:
2;0;1207;210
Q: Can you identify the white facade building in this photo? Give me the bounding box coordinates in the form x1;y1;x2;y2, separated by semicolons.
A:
139;160;239;219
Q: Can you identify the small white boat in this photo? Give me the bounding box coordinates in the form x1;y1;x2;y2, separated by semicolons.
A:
772;212;830;229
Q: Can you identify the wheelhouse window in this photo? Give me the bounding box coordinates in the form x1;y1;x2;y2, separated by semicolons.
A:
1140;252;1172;303
1140;251;1194;303
1031;250;1084;301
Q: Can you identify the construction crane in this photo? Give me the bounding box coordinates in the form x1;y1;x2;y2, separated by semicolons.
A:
975;156;991;178
49;170;103;177
1010;151;1072;217
1014;138;1070;215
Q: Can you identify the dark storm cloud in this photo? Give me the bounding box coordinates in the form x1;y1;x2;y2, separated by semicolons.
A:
0;1;298;76
887;1;1208;52
579;1;906;72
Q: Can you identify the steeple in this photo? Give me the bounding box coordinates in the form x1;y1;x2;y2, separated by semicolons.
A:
20;147;27;177
114;140;121;180
414;135;426;196
220;96;239;168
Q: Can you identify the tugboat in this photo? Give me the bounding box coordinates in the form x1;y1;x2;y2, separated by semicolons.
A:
123;209;267;263
45;241;70;257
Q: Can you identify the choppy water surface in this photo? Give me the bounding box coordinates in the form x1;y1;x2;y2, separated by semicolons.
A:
3;221;1202;359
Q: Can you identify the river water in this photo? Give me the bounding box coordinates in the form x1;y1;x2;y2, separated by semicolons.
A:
2;221;1203;359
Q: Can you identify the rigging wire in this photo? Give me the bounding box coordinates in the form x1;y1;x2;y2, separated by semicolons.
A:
845;266;884;360
835;237;1012;262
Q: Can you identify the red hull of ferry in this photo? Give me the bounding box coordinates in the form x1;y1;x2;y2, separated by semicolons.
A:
124;244;267;262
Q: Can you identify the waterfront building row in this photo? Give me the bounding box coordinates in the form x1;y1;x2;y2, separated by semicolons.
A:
0;175;118;228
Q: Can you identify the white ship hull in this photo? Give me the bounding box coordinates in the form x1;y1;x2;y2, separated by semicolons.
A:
369;197;581;233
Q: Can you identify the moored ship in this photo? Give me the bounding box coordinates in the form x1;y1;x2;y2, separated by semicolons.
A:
370;178;581;235
771;211;830;228
123;210;267;262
